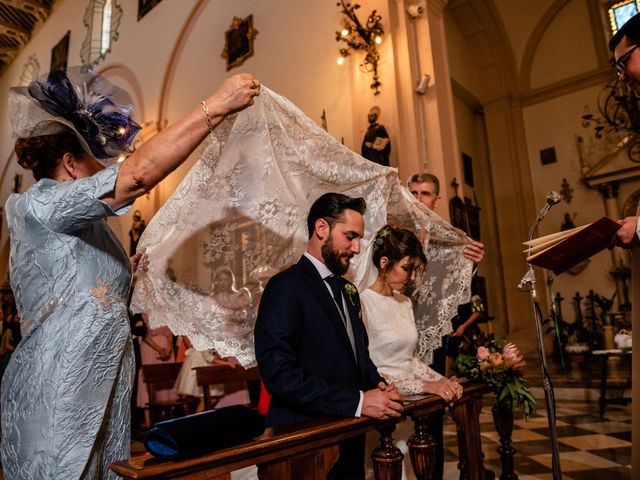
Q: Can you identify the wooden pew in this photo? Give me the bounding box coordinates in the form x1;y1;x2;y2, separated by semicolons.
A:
111;383;511;480
142;362;199;425
194;365;260;410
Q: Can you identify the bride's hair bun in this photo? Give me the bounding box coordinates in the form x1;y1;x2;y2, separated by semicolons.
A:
15;131;85;181
372;224;427;275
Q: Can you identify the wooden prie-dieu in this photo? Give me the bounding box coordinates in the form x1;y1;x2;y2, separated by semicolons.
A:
112;383;515;480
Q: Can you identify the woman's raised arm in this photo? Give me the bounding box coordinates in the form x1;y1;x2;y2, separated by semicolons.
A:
102;73;260;210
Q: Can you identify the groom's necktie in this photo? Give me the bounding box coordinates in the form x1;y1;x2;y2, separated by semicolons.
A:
326;274;346;319
325;275;357;361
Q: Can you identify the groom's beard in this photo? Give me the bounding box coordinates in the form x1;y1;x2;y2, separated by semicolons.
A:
321;237;353;276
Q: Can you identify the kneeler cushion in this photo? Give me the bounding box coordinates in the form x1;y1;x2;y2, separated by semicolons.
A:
143;405;266;460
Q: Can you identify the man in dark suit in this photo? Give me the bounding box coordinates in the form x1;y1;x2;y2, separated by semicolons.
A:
254;192;403;479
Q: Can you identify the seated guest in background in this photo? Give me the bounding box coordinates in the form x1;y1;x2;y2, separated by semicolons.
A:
137;315;177;420
210;266;252;318
174;337;250;412
255;192;403;480
361;225;462;480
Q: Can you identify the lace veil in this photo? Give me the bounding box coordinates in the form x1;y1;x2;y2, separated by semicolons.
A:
131;87;472;367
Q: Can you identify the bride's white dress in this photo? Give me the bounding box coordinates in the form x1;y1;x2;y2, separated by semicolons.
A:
360;288;442;480
131;86;472;368
360;289;442;394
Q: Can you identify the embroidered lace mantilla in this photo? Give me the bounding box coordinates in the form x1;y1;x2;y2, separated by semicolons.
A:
131;87;471;367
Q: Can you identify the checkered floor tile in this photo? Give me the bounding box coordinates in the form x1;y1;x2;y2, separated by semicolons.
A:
442;397;631;480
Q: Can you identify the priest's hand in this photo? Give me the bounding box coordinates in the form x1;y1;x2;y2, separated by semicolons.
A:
615;216;640;248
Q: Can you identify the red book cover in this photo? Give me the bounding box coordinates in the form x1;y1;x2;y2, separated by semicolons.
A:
526;216;621;275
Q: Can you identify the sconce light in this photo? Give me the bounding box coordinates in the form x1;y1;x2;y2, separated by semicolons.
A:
335;0;385;95
415;73;430;94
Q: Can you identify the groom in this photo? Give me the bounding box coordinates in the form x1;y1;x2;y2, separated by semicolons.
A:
254;192;403;479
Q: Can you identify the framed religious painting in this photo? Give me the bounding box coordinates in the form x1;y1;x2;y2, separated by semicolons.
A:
221;15;259;71
138;0;163;21
50;31;70;71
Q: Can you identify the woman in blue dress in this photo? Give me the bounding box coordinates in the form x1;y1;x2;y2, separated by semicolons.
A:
0;67;260;479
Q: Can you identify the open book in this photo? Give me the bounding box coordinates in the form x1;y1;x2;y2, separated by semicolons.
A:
523;216;621;274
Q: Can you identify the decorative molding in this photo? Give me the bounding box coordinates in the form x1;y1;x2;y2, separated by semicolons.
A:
520;67;615;106
518;0;572;92
447;0;518;96
19;53;39;85
158;0;207;128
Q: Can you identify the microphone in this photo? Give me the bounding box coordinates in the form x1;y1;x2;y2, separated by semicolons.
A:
529;191;563;241
546;191;562;206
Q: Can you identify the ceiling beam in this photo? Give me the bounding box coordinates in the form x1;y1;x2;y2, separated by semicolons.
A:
0;18;29;45
0;0;50;21
0;46;18;62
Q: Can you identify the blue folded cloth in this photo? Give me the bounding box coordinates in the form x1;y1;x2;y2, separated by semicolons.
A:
143;405;265;460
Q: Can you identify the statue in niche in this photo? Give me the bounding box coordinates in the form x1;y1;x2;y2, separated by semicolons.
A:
361;106;390;166
129;210;146;255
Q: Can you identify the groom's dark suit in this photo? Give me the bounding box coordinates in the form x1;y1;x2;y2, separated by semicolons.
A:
254;254;383;478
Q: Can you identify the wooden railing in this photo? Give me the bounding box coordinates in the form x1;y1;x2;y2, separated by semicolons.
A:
111;383;515;480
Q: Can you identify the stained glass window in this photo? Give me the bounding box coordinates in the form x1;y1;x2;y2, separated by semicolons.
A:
608;0;640;35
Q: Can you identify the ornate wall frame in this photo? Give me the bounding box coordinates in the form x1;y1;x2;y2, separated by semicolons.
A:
220;15;258;71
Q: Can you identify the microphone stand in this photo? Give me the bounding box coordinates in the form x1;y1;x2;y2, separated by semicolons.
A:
518;199;563;480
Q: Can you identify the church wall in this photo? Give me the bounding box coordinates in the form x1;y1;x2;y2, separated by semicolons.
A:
522;85;618;325
529;0;600;89
0;0;408;257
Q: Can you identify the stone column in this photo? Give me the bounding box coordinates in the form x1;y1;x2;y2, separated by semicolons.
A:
482;94;540;338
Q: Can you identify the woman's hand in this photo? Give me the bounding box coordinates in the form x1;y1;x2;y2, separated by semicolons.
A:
130;250;148;287
207;74;261;118
450;324;467;337
423;378;463;402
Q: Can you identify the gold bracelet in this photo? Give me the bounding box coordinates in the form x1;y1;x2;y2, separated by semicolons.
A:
201;100;214;133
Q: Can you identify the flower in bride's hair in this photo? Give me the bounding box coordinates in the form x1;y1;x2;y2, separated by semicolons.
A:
372;226;391;251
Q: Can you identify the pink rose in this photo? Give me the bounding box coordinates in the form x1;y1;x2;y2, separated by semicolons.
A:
477;346;490;361
503;343;526;370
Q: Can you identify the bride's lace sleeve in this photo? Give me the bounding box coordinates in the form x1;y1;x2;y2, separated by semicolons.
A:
384;356;442;396
411;356;442;381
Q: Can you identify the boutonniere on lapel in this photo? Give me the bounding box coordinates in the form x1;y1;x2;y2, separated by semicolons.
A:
344;283;357;306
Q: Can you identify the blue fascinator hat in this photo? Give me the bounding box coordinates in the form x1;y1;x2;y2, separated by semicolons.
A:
9;66;141;164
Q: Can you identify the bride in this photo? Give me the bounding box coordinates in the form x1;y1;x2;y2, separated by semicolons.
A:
361;225;462;480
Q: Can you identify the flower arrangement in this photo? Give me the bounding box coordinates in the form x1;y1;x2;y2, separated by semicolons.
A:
452;331;536;420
